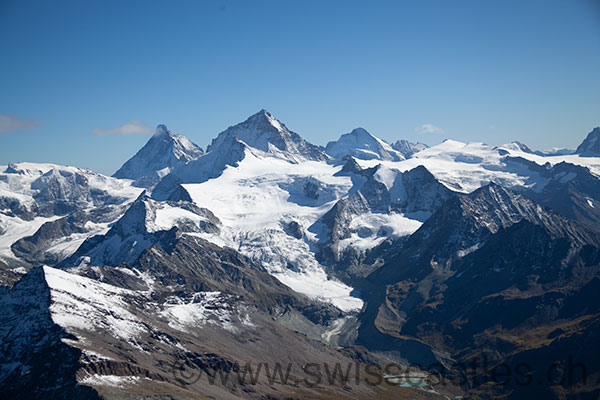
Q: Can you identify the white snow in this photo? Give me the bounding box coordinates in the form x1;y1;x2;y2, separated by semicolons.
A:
159;291;247;333
325;128;405;161
41;265;254;356
0;215;61;259
352;139;596;193
81;349;114;362
183;151;364;311
44;266;147;342
80;374;141;388
373;165;398;190
274;268;363;311
5;128;600;323
322;316;354;343
113;124;203;181
338;212;423;252
456;243;482;258
0;162;142;263
0;162;140;202
148;202;210;233
205;109;325;164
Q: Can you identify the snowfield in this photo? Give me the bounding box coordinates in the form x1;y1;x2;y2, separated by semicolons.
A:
43;266;257;346
356;139;600;193
184;150;364;311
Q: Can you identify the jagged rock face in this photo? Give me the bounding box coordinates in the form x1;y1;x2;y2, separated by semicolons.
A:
319;178;388;244
506;157;600;229
10;205;125;266
576;127;600;154
113;125;204;187
357;184;600;399
285;220;304;239
0;195;36;221
325;128;405;161
315;164;454;269
340;156;363;174
129;235;341;324
391;139;428;158
1;164;137;220
0;163;142;271
378;183;596;274
398;165;455;214
60;195;221;267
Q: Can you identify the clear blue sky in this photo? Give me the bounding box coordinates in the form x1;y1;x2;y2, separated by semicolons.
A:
1;0;599;175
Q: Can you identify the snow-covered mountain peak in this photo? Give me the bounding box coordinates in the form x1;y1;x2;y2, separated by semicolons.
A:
144;124;203;159
348;127;372;138
60;193;221;267
342;127;384;145
440;138;465;146
244;108;284;131
500;141;534;154
325;127;405;161
206;110;328;163
113;125;203;187
114;193;220;237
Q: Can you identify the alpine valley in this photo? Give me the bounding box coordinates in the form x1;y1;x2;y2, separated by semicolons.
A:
1;110;600;400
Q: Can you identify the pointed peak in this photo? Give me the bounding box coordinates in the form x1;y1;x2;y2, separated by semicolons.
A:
204;110;327;162
334;127;380;144
245;108;273;121
349;127;371;135
576;127;600;154
113;124;203;184
153;124;172;137
345;128;383;142
241;109;284;132
470;181;508;198
258;108;271;117
500;141;533;154
325;127;404;161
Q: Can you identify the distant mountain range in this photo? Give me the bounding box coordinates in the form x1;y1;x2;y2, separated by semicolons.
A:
1;110;599;399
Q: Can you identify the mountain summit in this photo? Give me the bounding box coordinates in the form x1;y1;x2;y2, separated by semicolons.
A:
113;125;203;187
325;127;405;161
575;127;600;155
206;109;328;162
